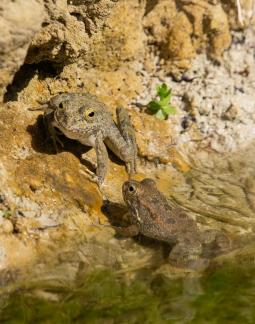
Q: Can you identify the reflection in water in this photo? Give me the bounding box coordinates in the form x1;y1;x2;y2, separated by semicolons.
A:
1;260;255;323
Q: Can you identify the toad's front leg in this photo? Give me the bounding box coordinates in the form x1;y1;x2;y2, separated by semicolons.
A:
94;131;109;186
112;224;140;237
43;112;64;152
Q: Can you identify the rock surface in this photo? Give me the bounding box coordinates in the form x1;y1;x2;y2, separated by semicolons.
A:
0;0;44;98
0;0;254;283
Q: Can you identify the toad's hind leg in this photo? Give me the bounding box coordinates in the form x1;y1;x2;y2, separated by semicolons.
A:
94;131;109;186
169;238;209;271
200;229;231;258
116;107;137;176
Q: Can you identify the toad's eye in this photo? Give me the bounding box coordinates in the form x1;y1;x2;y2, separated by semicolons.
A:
128;185;137;194
85;108;95;120
59;102;64;109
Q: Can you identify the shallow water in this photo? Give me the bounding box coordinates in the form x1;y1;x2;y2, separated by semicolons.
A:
1;258;255;324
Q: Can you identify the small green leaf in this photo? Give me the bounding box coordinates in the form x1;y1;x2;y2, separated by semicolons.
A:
147;83;176;119
161;104;176;115
159;95;171;106
157;83;171;98
155;109;167;120
148;101;161;112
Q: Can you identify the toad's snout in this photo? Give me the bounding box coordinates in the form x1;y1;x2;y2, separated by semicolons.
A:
122;181;131;199
54;110;70;128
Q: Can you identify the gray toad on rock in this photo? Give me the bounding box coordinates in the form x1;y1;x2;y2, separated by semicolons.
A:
120;178;231;270
44;93;137;185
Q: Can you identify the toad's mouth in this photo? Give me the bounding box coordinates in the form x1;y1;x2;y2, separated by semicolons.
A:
127;204;142;225
134;209;142;224
53;113;87;136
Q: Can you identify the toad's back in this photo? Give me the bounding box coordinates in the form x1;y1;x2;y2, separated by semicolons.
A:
123;178;199;244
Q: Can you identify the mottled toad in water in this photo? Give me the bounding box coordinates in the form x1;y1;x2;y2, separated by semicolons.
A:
44;93;137;185
121;178;231;270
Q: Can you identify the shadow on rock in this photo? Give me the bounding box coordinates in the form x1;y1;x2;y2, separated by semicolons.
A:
101;199;128;227
27;115;126;173
27;115;95;172
3;61;63;102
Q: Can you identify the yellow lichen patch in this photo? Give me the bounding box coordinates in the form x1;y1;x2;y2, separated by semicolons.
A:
13;153;102;214
131;172;148;182
0;103;33;155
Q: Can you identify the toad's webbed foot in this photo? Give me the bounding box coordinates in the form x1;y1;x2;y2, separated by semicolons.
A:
81;151;97;170
116;107;137;176
84;168;104;187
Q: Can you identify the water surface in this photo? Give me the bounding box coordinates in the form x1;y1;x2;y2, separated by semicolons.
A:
1;258;255;323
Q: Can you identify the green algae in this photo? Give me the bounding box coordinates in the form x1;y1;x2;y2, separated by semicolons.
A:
1;261;255;324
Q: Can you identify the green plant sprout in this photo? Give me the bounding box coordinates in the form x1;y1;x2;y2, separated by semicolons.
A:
148;83;176;120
